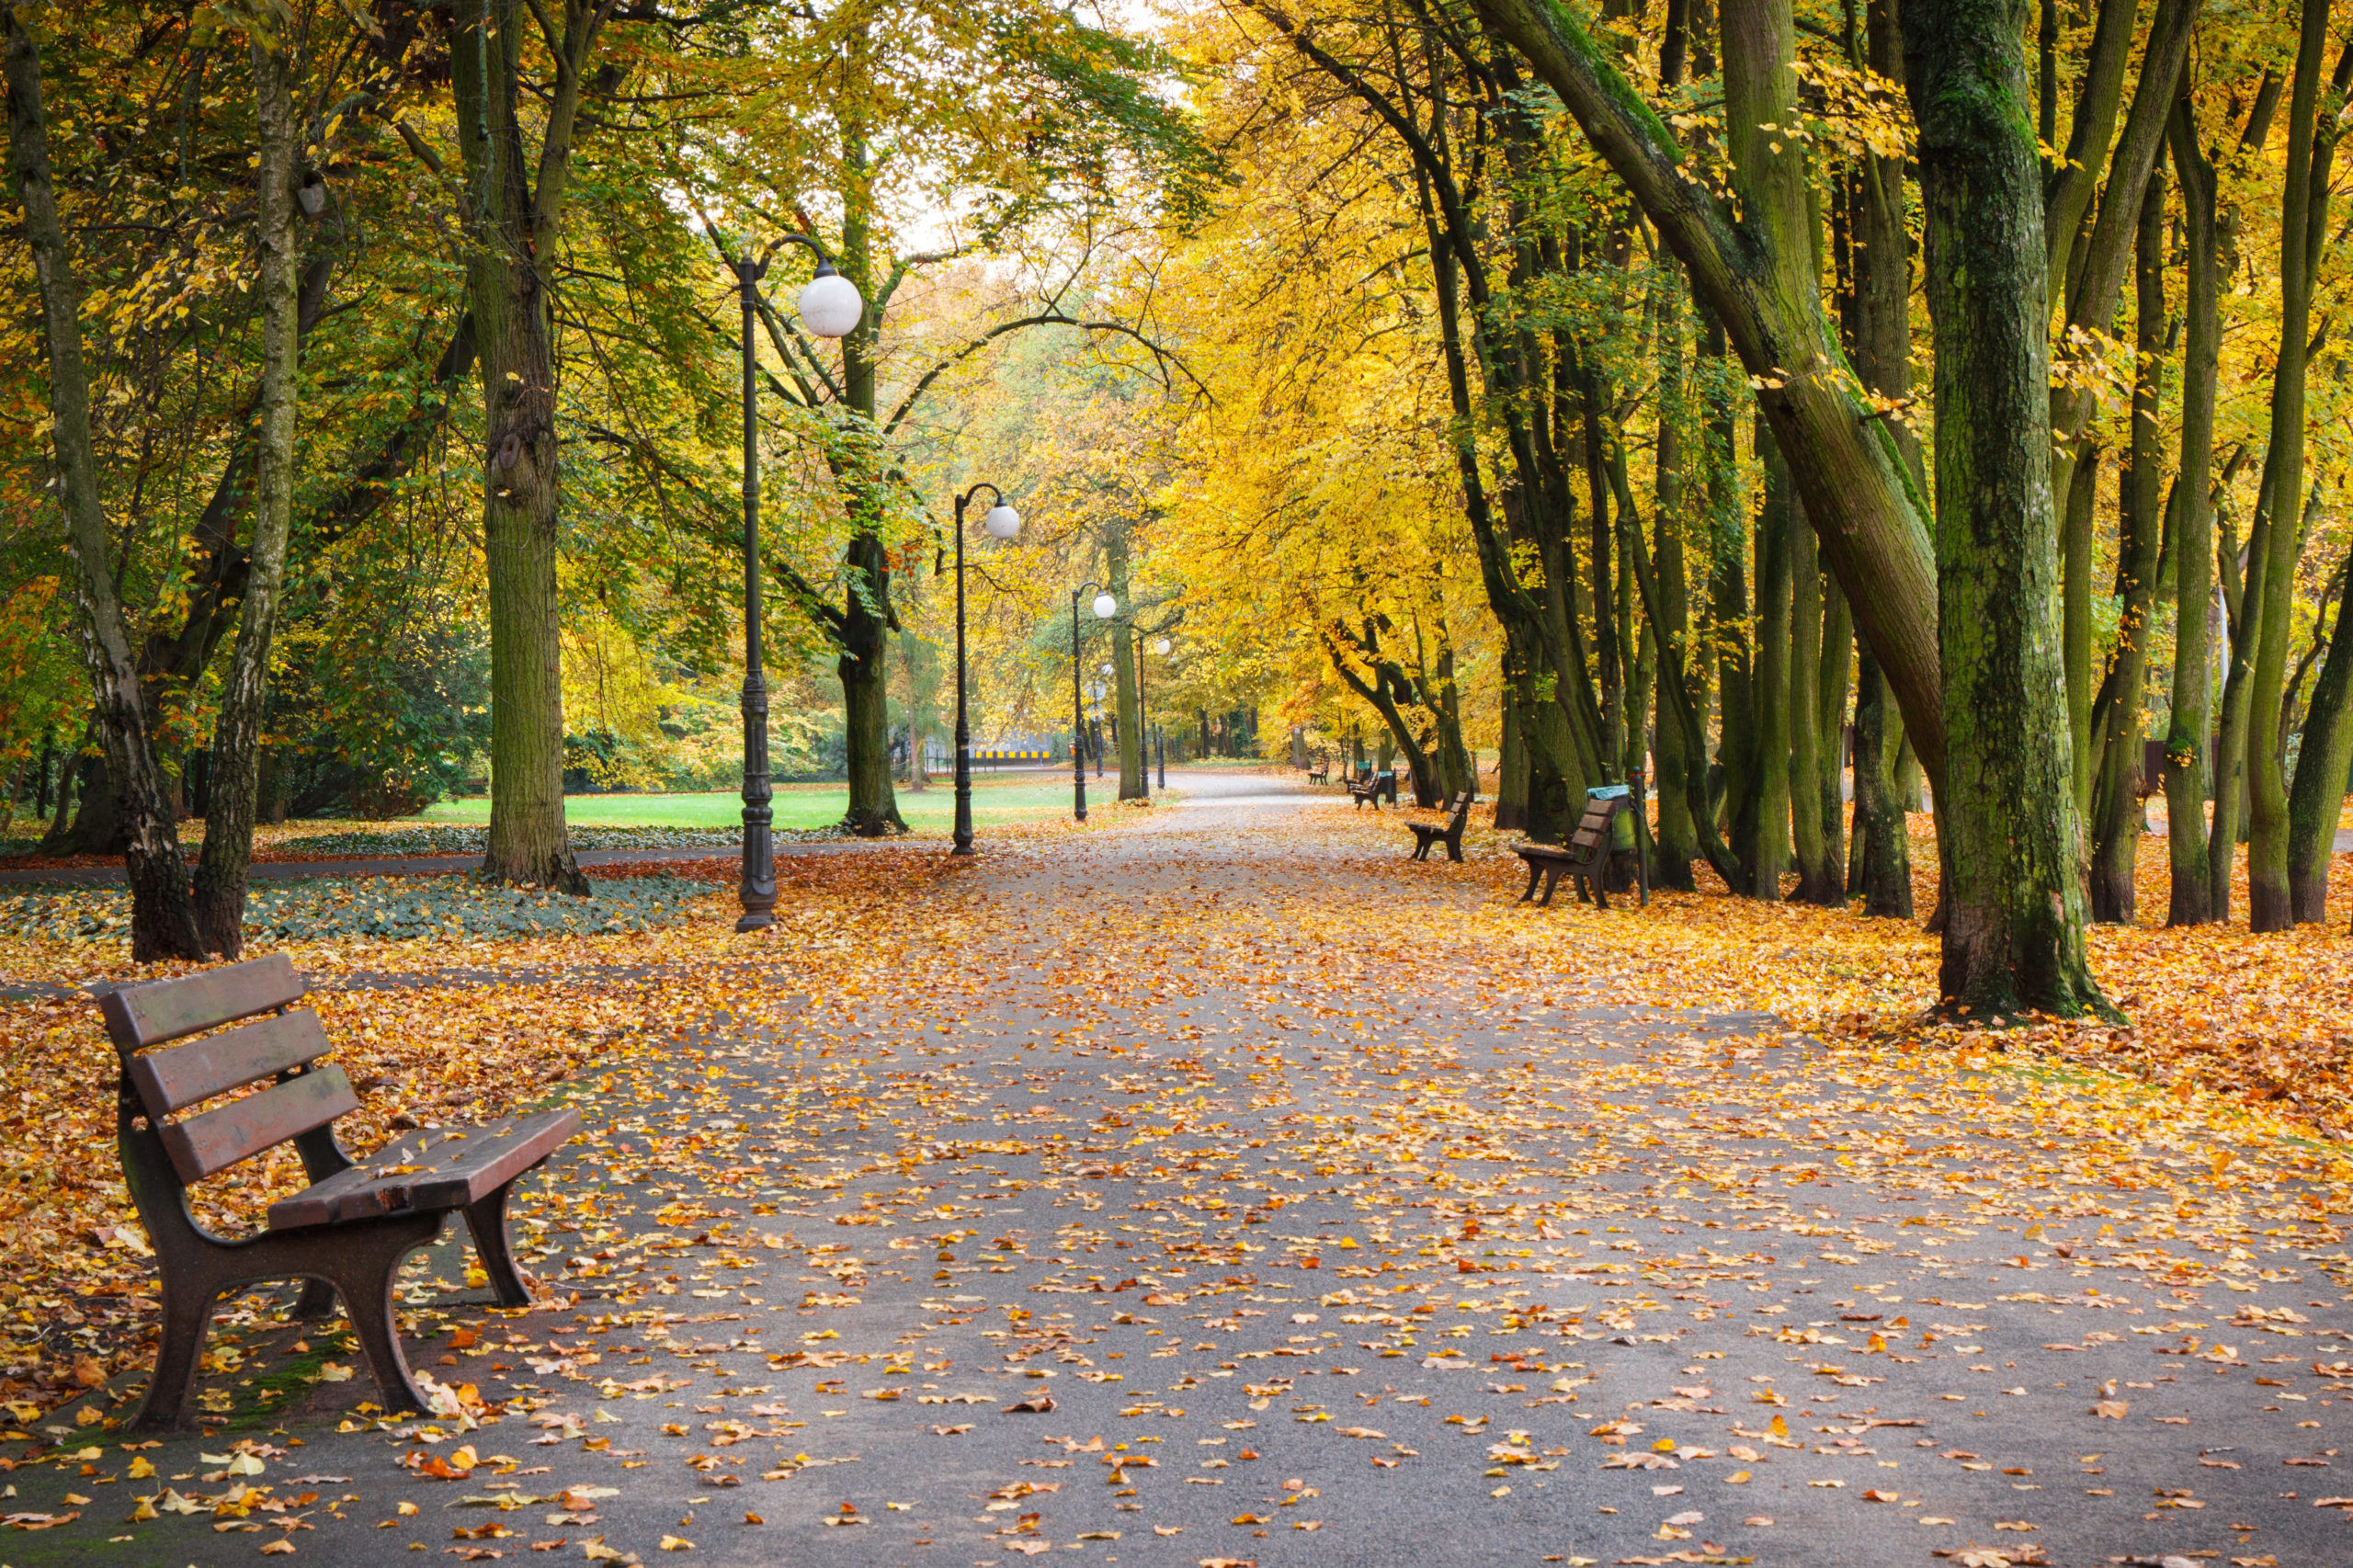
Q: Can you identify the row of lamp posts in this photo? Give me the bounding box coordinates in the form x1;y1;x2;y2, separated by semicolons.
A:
726;240;1169;931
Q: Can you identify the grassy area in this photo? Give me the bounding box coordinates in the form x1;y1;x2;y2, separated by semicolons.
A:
419;772;1080;831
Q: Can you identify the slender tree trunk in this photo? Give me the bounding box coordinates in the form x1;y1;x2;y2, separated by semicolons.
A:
1789;494;1837;903
2209;483;2266;920
2287;567;2353;921
1850;647;1915;915
1651;264;1698;888
2245;0;2336;930
1816;573;1852;890
1904;0;2113;1018
1744;419;1793;899
3;6;201;960
2087;173;2169;924
1109;537;1143;802
191;33;304;955
2164;90;2219;926
2060;449;2099;819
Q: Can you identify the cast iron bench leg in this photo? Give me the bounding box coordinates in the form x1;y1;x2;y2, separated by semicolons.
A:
332;1217;448;1417
1518;860;1541;903
464;1184;534;1309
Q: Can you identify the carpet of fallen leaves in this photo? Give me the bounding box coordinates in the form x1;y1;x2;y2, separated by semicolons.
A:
0;784;2344;1449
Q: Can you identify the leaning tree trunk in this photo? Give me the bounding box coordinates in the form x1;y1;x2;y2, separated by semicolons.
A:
191;33;304;956
1904;0;2113;1019
2244;0;2332;932
2163;91;2220;926
3;6;202;960
2086;173;2169;924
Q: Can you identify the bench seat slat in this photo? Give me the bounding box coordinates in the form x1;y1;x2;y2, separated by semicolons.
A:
159;1065;358;1184
267;1108;583;1231
128;1010;333;1119
98;954;304;1053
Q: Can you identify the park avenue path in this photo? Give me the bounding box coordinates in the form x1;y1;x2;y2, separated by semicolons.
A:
10;771;2349;1568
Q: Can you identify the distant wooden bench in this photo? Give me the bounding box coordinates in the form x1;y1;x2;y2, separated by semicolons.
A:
1409;791;1473;862
1347;769;1399;811
97;954;580;1430
1514;789;1646;909
1305;765;1329;786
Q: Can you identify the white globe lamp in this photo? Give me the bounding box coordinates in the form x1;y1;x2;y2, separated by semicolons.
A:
982;504;1021;540
1092;592;1117;619
797;267;864;339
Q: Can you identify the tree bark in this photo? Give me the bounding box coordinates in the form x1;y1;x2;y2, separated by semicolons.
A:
2163;89;2219;926
2245;5;2341;930
1743;419;1793;899
2286;567;2353;922
1650;264;1699;888
1904;0;2113;1018
2086;172;2168;924
2;4;202;960
1789;487;1838;903
1496;682;1529;831
191;32;305;955
453;0;601;893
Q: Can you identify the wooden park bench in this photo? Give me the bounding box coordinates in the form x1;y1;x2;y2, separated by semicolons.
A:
1347;769;1399;811
1408;790;1473;862
96;954;580;1430
1305;763;1329;786
1514;787;1648;909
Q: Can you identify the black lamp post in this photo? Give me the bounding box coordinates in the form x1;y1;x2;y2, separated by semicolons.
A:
1150;637;1171;789
949;483;1021;856
1071;583;1114;820
728;235;864;933
1133;634;1149;801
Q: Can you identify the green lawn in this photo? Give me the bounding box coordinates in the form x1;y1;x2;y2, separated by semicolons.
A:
419;773;1085;832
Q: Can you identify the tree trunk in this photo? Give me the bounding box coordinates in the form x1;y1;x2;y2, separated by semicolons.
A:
2060;449;2099;818
190;33;304;957
2245;0;2336;931
1789;494;1839;905
2286;567;2353;921
1496;683;1529;831
1815;572;1852;892
1849;647;1915;916
1651;262;1698;889
2;6;202;960
1904;0;2113;1019
837;530;906;835
2086;172;2169;924
1741;420;1793;899
454;0;597;893
2163;90;2219;926
1109;535;1143;801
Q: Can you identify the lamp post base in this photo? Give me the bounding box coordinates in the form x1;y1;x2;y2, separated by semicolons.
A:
734;912;775;933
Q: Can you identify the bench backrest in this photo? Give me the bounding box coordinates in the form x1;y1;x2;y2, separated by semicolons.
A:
1446;791;1471;826
1569;795;1622;853
97;954;355;1186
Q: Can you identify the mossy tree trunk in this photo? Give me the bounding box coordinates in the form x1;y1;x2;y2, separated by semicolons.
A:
2247;4;2348;927
1904;0;2113;1019
2086;173;2169;924
2163;90;2220;926
2;7;203;960
451;0;601;894
191;33;304;954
